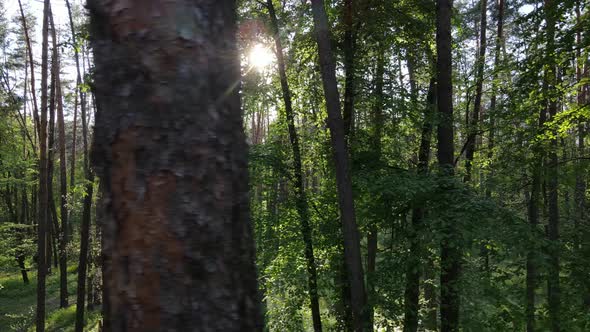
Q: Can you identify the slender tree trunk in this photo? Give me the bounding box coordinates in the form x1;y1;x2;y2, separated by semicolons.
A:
342;0;355;139
47;6;70;308
544;1;560;330
267;1;322;331
18;0;40;137
36;1;50;331
526;85;548;332
74;46;95;332
88;0;262;330
366;46;385;332
310;1;368;330
404;78;435;332
464;0;487;183
436;0;461;331
65;0;80;198
574;0;588;309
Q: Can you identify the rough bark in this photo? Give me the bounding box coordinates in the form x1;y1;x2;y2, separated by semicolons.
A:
404;78;435;332
88;1;262;331
267;1;322;331
310;0;368;330
36;1;50;331
436;0;461;331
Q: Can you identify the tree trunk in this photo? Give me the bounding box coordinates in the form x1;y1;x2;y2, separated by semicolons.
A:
17;0;40;137
404;78;435;332
74;39;95;332
436;0;461;331
47;5;70;308
342;0;355;139
310;1;368;330
544;1;560;331
367;46;386;332
36;1;50;331
464;0;487;183
267;1;322;331
88;1;262;330
65;0;80;200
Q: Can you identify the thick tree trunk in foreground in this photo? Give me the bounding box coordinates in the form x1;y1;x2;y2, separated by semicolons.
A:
88;1;262;330
404;78;435;332
36;1;50;331
267;1;322;331
436;0;461;331
310;0;368;330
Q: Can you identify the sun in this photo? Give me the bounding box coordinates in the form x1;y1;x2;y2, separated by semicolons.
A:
249;44;274;71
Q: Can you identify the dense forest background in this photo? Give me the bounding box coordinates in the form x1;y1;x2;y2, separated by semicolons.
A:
0;0;588;331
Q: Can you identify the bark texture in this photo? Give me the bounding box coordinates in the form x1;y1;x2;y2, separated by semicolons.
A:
88;1;262;331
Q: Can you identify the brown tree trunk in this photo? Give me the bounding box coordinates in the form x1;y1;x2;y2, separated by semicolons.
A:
404;78;435;332
436;0;461;331
310;0;368;330
36;1;50;331
267;1;322;331
88;1;262;330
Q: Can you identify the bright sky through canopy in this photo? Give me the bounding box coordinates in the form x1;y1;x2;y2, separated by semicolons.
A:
249;44;274;71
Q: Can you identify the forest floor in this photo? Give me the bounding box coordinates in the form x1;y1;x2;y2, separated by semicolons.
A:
0;265;100;332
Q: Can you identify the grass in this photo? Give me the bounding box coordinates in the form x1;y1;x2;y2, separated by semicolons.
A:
0;265;99;332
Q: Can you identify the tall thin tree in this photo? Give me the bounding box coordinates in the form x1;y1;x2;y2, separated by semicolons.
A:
310;0;368;330
266;1;322;331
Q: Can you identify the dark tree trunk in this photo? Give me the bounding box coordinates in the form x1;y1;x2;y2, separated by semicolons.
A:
310;0;368;330
544;1;560;330
404;78;435;332
574;0;590;309
482;0;504;272
74;37;95;332
366;46;385;332
48;5;70;308
464;0;487;183
18;255;29;284
267;1;322;331
88;1;262;331
436;0;461;331
342;0;355;139
36;1;50;331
